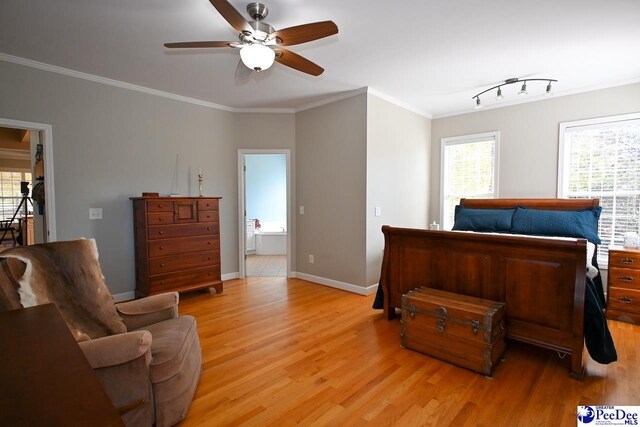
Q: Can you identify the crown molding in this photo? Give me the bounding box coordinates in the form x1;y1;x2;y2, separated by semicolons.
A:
366;88;433;119
233;107;295;114
294;87;369;113
0;52;238;112
293;87;434;119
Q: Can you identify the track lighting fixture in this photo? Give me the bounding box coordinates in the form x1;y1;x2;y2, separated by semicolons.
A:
472;78;558;109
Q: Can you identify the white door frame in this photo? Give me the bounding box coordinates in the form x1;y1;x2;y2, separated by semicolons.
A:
237;149;291;278
0;118;57;241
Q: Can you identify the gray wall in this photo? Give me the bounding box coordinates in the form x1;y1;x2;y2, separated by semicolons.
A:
233;112;296;270
295;94;368;286
430;83;640;223
0;60;239;295
366;94;431;286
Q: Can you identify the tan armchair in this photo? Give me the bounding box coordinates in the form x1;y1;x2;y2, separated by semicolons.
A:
0;240;201;427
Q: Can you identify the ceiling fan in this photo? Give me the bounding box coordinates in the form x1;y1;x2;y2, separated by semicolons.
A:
164;0;338;77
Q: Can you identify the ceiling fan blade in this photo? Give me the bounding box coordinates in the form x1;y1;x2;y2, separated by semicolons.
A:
235;58;253;81
274;48;324;76
270;21;338;46
208;0;252;33
164;41;236;48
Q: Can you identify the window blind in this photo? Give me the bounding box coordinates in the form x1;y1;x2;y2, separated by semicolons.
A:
559;116;640;266
441;134;498;230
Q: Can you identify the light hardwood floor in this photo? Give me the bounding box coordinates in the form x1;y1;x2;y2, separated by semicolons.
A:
178;277;639;426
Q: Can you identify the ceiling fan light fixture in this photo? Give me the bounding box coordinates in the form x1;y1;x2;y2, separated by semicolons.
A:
240;43;275;72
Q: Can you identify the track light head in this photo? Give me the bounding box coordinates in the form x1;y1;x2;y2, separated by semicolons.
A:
474;97;482;109
495;87;503;100
518;82;528;95
545;81;553;95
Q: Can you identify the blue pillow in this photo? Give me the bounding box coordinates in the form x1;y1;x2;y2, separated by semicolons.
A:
452;206;515;232
511;206;602;244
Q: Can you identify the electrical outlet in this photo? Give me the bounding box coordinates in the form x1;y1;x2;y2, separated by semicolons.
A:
89;208;102;220
308;254;314;264
375;207;382;217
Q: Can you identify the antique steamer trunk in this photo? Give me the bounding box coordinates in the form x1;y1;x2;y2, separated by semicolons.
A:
401;287;506;377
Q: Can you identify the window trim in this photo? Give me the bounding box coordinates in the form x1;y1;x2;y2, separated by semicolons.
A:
440;131;500;228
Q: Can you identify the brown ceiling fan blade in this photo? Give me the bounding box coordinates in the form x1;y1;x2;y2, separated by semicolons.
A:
164;41;236;48
274;48;324;76
270;21;338;46
208;0;252;33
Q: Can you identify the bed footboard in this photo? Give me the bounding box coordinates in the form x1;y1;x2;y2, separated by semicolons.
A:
380;226;587;378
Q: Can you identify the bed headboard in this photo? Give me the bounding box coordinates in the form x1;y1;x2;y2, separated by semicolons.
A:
459;198;600;211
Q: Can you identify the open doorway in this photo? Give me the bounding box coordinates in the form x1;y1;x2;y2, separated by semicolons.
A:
0;118;56;249
238;149;291;278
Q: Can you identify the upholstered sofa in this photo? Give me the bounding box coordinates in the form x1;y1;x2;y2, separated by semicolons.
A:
0;239;202;426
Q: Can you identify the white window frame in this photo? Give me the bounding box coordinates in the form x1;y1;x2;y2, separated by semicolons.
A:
440;131;500;228
558;112;640;267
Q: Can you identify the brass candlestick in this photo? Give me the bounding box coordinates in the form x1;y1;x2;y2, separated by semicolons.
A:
198;170;203;197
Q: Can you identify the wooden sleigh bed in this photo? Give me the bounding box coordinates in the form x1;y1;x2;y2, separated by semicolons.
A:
379;198;601;379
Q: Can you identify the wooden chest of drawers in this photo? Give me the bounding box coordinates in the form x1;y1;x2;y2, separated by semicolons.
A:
606;248;640;324
131;196;222;297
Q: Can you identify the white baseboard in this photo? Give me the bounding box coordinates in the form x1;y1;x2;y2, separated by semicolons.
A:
112;273;239;301
111;273;375;300
222;272;239;281
294;272;378;296
112;291;135;302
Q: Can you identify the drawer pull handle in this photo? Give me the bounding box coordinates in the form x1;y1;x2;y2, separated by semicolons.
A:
618;275;634;282
619;257;635;264
208;256;212;260
160;263;165;267
618;296;633;304
158;218;163;221
158;204;163;208
208;272;212;276
207;241;211;245
159;231;164;235
207;227;211;231
161;280;165;284
159;246;164;250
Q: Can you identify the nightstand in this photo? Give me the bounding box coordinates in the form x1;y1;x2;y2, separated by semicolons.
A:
606;247;640;324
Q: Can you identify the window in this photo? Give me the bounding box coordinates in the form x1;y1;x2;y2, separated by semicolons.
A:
558;113;640;266
440;132;499;230
0;171;32;221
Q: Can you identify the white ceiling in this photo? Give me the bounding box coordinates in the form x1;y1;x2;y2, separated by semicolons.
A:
1;0;640;117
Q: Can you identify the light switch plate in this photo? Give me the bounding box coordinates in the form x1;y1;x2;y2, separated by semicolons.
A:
89;208;102;220
375;207;382;217
299;205;305;215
